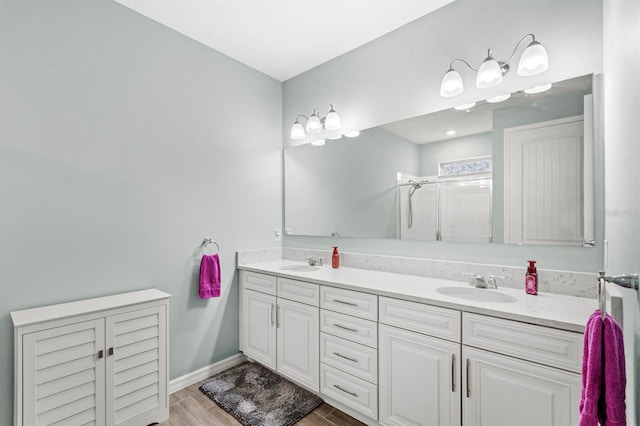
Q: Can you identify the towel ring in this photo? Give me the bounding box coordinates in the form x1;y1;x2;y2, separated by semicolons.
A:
201;238;220;254
597;272;606;321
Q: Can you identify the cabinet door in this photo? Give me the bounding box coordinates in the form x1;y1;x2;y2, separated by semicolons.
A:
379;325;461;426
277;298;319;391
105;305;167;426
23;319;106;426
463;347;580;426
241;289;277;368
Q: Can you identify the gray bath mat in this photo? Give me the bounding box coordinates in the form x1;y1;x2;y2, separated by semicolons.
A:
199;362;322;426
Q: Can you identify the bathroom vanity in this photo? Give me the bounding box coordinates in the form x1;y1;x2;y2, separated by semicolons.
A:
238;259;596;426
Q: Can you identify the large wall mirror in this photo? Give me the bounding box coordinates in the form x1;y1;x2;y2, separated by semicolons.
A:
284;74;597;247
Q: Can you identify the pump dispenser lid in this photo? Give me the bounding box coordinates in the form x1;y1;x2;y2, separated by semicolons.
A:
528;260;536;266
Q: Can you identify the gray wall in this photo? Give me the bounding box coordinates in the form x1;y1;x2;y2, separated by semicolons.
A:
285;127;418;238
603;1;640;424
418;133;492;176
283;0;605;272
0;1;281;423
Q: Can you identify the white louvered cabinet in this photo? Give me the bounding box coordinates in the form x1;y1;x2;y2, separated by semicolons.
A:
12;289;170;426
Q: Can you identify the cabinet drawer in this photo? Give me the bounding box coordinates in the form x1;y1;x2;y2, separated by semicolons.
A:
379;296;461;342
463;313;583;373
320;364;378;420
277;277;319;306
320;332;377;384
320;310;377;348
240;271;276;295
320;287;377;321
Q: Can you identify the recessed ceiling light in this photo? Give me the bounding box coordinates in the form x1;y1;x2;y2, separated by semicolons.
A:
524;83;552;94
345;131;360;138
311;139;325;146
486;94;511;103
454;102;476;111
446;130;457;136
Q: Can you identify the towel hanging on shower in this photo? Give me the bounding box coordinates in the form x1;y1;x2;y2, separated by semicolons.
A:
199;254;221;299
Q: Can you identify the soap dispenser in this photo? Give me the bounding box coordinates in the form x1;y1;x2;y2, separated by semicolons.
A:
332;246;340;269
525;260;538;295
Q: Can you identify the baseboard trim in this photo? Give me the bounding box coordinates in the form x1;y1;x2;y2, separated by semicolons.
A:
169;352;247;394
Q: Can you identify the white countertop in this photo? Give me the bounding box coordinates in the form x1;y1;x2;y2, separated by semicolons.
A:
11;288;171;328
239;260;598;333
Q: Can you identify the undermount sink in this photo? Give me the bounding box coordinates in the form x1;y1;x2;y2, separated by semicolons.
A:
436;286;518;303
278;264;320;272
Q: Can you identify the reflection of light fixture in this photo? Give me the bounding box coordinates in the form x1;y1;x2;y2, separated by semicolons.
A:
446;130;456;136
524;83;552;94
345;130;360;138
486;94;511;103
440;34;549;97
328;135;342;140
311;139;326;146
290;105;341;140
454;102;476;111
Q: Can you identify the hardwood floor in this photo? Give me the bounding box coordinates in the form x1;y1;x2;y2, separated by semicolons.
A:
160;374;366;426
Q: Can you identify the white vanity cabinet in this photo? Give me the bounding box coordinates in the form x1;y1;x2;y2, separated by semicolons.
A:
462;313;582;426
11;289;170;426
378;297;462;426
239;271;319;391
238;263;590;426
319;286;379;420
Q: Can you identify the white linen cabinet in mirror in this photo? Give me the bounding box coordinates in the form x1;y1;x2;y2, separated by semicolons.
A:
12;289;170;426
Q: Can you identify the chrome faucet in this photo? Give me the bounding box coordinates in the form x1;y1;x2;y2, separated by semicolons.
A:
306;256;324;266
465;273;487;288
487;275;505;289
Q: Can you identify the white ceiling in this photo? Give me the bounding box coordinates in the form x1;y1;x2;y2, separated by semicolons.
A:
113;0;455;82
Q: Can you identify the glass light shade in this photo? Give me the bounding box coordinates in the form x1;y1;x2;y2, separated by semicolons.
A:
324;109;341;130
476;58;503;88
345;130;360;138
454;102;476;111
486;93;511;103
524;83;552;94
517;41;549;76
306;114;322;133
311;139;325;146
440;69;464;97
290;122;305;140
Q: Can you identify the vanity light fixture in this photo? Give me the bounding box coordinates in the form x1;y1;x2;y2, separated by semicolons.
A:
311;139;326;146
524;83;552;94
486;94;511;103
440;34;549;98
290;105;341;140
344;130;360;138
454;102;476;111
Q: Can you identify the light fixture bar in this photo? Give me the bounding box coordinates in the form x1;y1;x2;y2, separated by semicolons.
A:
289;105;342;140
439;34;549;98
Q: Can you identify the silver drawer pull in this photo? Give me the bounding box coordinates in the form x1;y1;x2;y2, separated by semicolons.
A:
333;323;358;333
333;352;358;363
333;384;358;397
333;299;358;307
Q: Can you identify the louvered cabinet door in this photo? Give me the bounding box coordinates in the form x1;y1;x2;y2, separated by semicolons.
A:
23;319;106;426
105;306;167;426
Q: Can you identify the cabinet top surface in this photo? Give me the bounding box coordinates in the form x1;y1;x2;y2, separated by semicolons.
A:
11;288;171;328
239;261;597;333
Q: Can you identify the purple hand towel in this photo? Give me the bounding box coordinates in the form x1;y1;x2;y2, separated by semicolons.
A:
579;310;627;426
579;311;603;426
199;254;221;299
602;314;626;426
